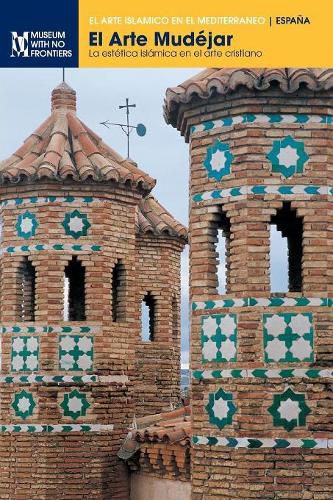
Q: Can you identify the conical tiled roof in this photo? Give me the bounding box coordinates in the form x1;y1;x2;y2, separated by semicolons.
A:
0;82;155;192
164;67;333;128
137;195;187;241
0;82;187;242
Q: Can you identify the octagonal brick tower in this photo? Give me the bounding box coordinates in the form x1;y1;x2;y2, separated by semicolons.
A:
165;68;333;499
0;83;186;498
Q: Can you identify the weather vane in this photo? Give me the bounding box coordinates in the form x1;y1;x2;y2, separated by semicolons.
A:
100;98;146;159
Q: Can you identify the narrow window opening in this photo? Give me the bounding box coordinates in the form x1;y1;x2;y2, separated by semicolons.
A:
172;295;178;340
141;292;155;341
112;259;126;322
64;256;86;321
214;210;231;294
19;257;36;321
270;202;303;293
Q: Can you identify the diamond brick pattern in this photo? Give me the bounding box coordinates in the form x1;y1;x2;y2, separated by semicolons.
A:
263;313;314;363
201;314;237;362
59;335;94;371
11;336;39;372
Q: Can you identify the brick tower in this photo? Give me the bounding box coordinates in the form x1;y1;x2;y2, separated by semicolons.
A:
165;68;333;498
0;82;186;498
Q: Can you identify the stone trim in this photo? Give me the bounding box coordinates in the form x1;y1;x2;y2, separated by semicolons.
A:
1;325;101;334
192;435;333;449
190;113;333;136
0;423;114;433
0;243;102;256
192;185;333;203
192;368;333;380
0;196;102;208
192;297;331;311
0;374;129;384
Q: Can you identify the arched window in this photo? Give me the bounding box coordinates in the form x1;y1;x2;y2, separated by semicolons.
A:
18;257;36;321
141;292;156;341
64;256;86;321
214;209;231;294
112;259;126;322
270;202;303;293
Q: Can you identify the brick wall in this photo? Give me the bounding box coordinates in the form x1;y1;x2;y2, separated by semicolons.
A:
0;182;184;498
134;236;183;417
185;87;333;499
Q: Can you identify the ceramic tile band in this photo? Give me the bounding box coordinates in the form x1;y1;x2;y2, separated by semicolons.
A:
192;368;333;380
0;374;129;384
0;243;102;256
192;297;331;311
0;423;114;433
192;435;333;449
1;325;100;334
0;196;105;209
192;185;332;203
190;113;333;136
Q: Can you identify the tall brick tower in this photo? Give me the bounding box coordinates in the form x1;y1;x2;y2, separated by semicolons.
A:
165;68;333;499
0;82;186;498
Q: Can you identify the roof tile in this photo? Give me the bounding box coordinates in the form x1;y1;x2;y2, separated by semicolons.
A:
164;67;333;129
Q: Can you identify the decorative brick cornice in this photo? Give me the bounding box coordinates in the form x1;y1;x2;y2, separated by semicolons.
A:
164;68;333;129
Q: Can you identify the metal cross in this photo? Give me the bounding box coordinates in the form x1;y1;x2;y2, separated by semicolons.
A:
119;98;136;159
100;98;146;160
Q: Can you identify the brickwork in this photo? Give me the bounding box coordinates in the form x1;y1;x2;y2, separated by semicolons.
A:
0;83;186;498
134;236;183;417
165;69;333;499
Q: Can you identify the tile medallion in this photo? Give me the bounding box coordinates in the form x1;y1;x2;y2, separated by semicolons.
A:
11;336;39;372
59;335;94;371
267;135;309;178
268;388;311;431
263;313;314;363
16;211;38;239
12;390;36;420
60;390;90;420
203;140;234;181
62;210;91;239
205;388;237;429
201;314;237;362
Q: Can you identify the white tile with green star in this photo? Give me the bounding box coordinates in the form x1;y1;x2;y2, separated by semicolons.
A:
11;336;39;372
12;390;36;420
205;388;237;429
203;140;234;181
59;335;94;371
201;314;237;362
268;388;311;431
267;135;309;178
60;390;90;420
263;313;314;363
62;210;91;239
15;211;38;239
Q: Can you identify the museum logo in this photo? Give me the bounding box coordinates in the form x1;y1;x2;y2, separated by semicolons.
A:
11;32;29;57
10;31;72;58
